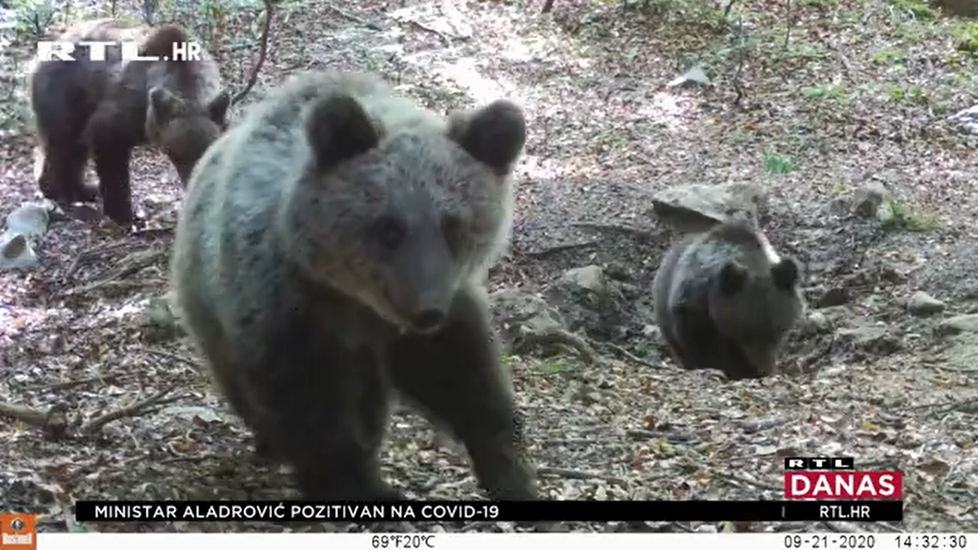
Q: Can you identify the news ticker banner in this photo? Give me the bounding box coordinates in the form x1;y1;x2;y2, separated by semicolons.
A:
73;500;904;523
4;533;975;550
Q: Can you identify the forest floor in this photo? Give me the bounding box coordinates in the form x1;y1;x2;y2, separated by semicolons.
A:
1;0;976;535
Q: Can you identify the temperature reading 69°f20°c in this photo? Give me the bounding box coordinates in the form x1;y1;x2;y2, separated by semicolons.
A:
372;534;437;549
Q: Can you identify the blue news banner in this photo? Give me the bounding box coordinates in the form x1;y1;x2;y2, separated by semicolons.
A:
75;500;904;523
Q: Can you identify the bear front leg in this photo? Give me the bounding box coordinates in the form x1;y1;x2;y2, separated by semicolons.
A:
86;112;136;226
247;336;402;501
35;140;93;205
388;284;538;501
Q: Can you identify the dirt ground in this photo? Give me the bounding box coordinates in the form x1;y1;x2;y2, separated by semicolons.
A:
1;0;976;535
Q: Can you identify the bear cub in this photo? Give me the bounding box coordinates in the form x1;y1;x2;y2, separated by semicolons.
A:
28;19;229;226
653;218;806;380
170;70;538;501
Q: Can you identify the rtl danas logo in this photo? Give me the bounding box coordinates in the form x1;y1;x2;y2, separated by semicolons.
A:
784;457;902;500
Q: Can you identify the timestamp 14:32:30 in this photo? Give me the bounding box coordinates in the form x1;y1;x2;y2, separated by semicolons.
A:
783;534;969;550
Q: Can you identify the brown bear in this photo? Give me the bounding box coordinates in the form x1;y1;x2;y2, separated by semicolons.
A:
653;217;806;380
169;70;538;501
28;19;230;226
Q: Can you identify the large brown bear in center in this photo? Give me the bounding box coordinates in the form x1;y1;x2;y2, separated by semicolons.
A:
28;19;230;226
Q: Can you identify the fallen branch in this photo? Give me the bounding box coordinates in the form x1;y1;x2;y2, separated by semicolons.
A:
230;0;276;105
0;386;183;440
0;401;69;439
537;466;626;485
145;348;201;371
571;221;655;240
601;341;662;369
405;19;451;46
81;385;179;434
523;240;601;258
514;326;603;366
325;4;382;30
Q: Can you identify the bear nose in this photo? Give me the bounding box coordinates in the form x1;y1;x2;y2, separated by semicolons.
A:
412;309;446;332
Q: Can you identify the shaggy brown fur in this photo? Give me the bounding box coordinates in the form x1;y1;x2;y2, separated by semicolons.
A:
29;19;230;226
170;70;537;501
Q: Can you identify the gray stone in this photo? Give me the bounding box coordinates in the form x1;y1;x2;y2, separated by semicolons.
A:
815;287;849;308
936;314;978;337
853;181;889;219
5;202;55;237
649;182;768;233
0;232;38;271
559;265;607;297
906;291;945;316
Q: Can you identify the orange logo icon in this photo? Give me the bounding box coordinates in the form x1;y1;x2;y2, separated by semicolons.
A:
0;513;36;550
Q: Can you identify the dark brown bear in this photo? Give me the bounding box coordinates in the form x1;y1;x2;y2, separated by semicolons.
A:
653;218;806;380
170;70;537;501
28;19;230;226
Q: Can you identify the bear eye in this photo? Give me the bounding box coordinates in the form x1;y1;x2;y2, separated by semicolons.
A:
373;216;405;250
441;214;463;253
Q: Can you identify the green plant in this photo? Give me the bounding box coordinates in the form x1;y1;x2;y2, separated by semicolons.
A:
953;22;978;53
762;148;795;175
7;0;61;37
881;197;942;232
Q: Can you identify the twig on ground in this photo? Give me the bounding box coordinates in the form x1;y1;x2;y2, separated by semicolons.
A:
601;341;661;369
731;15;747;107
326;4;382;30
537;466;627;485
64;241;133;279
35;374;120;392
61;278;164;298
406;19;451;46
145;348;201;371
230;0;276;105
524;241;601;258
514;326;603;366
80;385;180;434
572;222;655;240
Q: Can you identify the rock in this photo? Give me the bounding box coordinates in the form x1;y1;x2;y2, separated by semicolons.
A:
0;232;38;271
876;199;895;225
815;287;849;308
488;289;566;349
805;311;832;331
649;182;768;233
559;265;607;297
139;294;185;343
666;64;711;88
5;201;56;237
948;104;978;136
906;291;945;316
853;181;889;219
837;323;901;355
936;314;978;337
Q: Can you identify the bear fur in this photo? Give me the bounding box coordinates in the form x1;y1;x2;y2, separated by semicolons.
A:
169;70;537;501
653;218;806;380
28;19;230;226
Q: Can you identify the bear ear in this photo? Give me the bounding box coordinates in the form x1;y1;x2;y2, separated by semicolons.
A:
306;94;379;172
149;86;180;123
718;261;749;296
771;258;800;290
448;100;526;175
208;91;230;125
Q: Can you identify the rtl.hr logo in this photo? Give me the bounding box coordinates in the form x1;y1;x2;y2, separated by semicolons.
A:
0;513;36;550
784;457;902;500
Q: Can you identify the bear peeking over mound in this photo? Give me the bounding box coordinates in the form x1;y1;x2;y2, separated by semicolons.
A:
28;19;230;227
653;218;806;380
170;70;538;501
